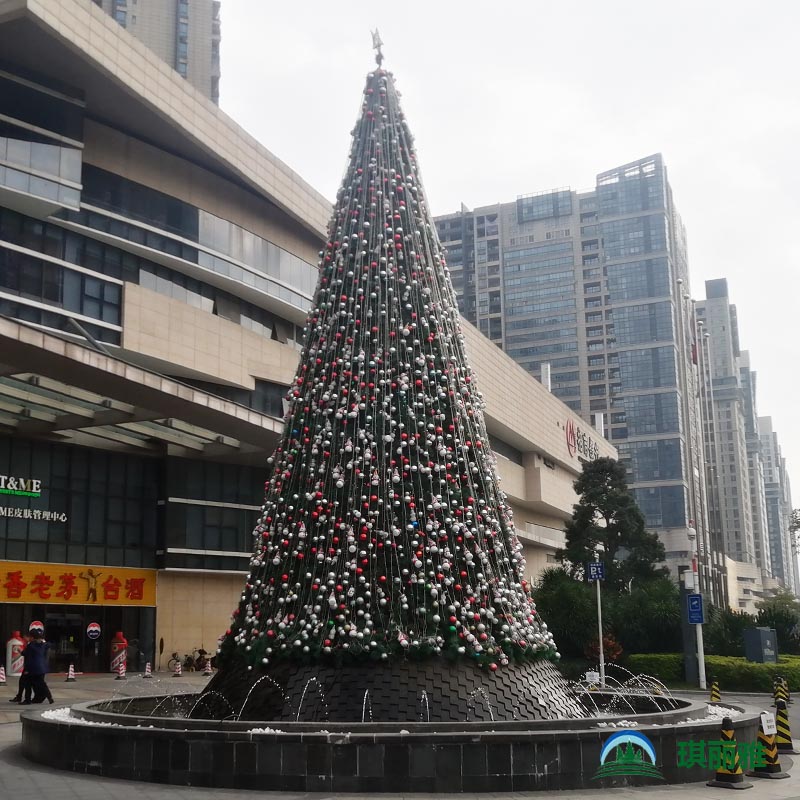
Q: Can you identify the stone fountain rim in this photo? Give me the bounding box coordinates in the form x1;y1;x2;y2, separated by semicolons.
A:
47;693;742;737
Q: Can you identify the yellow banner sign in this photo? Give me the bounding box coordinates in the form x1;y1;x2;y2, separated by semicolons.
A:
0;560;156;607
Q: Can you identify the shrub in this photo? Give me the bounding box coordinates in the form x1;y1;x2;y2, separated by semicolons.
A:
703;607;755;656
607;577;682;654
625;653;684;684
756;590;800;655
625;652;800;692
706;655;800;693
585;634;623;663
532;568;596;659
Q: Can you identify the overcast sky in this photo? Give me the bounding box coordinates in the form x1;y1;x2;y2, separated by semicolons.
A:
219;0;800;500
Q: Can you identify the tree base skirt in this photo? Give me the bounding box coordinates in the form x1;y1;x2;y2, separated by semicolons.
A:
203;656;586;722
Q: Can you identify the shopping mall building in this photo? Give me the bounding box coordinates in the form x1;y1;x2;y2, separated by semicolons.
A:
0;0;615;673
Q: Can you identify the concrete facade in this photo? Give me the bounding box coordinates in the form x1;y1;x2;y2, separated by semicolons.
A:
93;0;221;103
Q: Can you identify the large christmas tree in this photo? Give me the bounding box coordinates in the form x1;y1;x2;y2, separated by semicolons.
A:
208;49;584;722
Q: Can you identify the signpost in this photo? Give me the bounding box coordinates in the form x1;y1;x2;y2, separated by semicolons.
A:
687;593;705;625
588;559;606;687
588;562;605;582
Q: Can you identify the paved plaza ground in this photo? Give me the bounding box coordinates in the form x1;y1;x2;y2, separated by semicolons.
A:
1;672;800;798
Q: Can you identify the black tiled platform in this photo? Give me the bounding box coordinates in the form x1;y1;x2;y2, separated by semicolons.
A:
20;703;761;792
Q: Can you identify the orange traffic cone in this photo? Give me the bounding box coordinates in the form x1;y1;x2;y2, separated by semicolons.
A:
172;661;182;678
65;663;76;682
143;661;153;678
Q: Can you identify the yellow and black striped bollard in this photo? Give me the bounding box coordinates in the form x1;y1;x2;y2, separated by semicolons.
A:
782;677;792;705
746;712;789;780
775;699;799;754
773;678;787;707
710;678;721;703
706;716;753;790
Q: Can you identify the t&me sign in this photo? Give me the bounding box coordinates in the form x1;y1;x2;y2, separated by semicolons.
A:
0;474;42;497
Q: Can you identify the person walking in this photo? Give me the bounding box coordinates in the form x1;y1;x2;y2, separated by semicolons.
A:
22;629;53;705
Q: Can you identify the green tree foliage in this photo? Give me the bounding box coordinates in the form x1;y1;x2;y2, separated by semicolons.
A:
531;568;595;659
559;457;668;591
607;577;682;654
702;607;755;657
756;589;800;655
532;569;681;660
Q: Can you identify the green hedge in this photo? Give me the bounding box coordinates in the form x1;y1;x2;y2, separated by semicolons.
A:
705;656;800;693
626;653;800;692
626;653;683;684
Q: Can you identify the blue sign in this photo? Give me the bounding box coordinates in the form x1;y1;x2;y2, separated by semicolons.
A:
588;562;605;581
687;593;704;625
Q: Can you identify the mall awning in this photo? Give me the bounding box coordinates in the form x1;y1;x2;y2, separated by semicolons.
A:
0;316;283;462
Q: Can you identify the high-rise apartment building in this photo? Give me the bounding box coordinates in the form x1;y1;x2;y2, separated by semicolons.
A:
435;155;724;603
93;0;221;103
760;417;798;593
739;352;772;577
695;280;780;610
696;281;756;564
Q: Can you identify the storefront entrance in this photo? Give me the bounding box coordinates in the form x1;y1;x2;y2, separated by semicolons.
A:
1;603;155;674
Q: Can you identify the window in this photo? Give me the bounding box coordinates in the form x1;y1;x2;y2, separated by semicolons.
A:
516;190;572;223
618;439;684;481
613;301;673;345
0;438;158;566
633;485;686;528
617;346;677;389
601;216;667;260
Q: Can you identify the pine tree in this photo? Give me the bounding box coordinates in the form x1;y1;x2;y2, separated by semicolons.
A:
215;60;558;680
560;457;667;590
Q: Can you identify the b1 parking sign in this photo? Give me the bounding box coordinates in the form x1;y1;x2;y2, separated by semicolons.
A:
588;562;605;581
86;622;101;640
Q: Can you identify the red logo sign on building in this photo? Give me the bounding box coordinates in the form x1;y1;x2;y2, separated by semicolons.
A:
566;418;577;457
565;417;600;461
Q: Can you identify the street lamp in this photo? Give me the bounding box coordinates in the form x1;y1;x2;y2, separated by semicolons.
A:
593;544;606;688
687;526;707;690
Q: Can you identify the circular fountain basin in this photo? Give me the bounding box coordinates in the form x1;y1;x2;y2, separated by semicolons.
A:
20;694;760;792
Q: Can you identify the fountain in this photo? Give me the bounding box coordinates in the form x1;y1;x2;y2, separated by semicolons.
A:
20;47;762;791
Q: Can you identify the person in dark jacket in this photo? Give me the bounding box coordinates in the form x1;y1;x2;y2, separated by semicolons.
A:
21;630;53;705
